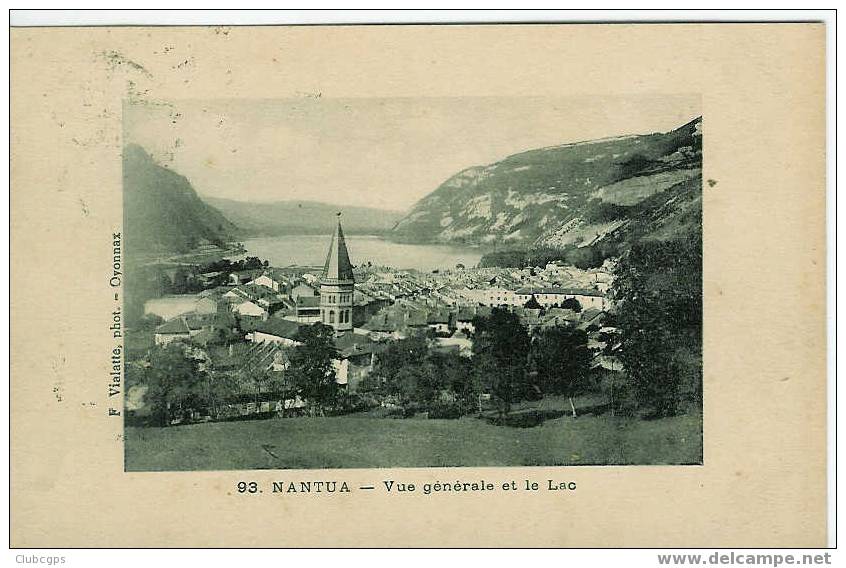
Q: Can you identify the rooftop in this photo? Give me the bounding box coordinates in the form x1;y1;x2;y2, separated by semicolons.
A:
321;216;355;284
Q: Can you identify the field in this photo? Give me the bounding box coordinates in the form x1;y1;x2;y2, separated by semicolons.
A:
124;411;702;471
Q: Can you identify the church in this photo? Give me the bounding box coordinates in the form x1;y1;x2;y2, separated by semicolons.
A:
320;213;355;334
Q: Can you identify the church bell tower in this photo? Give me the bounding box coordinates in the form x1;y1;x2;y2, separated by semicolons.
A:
320;213;355;334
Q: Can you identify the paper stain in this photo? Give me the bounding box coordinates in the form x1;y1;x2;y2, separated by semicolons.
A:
100;49;153;79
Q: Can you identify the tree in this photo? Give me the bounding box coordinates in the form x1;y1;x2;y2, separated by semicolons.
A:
365;337;476;416
595;326;635;417
143;345;207;426
206;372;241;419
472;308;531;417
560;297;582;313
369;336;433;402
135;313;164;332
523;295;542;310
612;231;702;417
531;325;593;417
427;350;476;409
288;323;340;413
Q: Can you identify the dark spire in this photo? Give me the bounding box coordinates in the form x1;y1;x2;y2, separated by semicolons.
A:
322;215;354;283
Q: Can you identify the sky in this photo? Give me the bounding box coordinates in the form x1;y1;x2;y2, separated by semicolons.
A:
124;95;700;212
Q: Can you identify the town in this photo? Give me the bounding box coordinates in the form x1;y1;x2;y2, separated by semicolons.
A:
121;108;703;470
125;214;621;427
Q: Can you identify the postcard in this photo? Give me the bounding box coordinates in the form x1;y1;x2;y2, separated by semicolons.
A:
10;22;827;547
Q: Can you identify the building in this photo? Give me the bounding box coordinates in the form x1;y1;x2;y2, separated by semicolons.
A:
426;310;453;335
514;287;607;310
247;318;302;347
154;316;203;346
333;333;382;391
291;283;317;301
455;307;477;335
320;214;355;334
460;287;520;307
232;299;268;319
295;296;321;323
361;310;406;341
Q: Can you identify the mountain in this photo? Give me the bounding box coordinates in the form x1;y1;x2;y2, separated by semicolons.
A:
123;144;239;255
204;197;405;237
390;117;702;250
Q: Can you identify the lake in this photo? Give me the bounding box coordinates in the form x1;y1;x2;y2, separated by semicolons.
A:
239;235;484;272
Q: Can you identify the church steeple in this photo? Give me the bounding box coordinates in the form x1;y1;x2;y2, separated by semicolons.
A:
322;213;354;284
320;213;355;333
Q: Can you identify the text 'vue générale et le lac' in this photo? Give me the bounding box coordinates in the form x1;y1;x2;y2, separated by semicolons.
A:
236;479;578;495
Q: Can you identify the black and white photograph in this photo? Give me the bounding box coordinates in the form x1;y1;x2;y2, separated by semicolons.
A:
122;96;703;470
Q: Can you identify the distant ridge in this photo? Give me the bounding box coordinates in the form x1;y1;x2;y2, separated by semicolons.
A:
205;197;405;237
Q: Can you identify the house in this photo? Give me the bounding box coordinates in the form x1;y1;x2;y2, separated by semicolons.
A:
206;341;292;416
295;296;321;323
538;308;581;330
197;271;224;287
514;287;607;310
460;287;520;307
566;289;607;311
222;287;250;302
229;284;285;311
248;318;302;347
352;289;388;327
361;310;405;341
291;283;318;300
249;270;287;293
333;333;382;391
212;341;290;375
232;300;268;320
404;309;429;332
453;305;493;325
426;310;453;335
154;317;202;346
455;307;477;335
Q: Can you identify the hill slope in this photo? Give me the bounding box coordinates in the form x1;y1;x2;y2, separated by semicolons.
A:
391;117;702;248
205;198;404;236
123;145;239;255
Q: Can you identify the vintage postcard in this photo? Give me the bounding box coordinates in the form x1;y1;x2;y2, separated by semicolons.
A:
10;22;827;547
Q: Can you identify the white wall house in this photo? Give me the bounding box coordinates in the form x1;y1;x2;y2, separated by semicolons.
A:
153;318;202;346
461;287;520;307
250;273;281;293
248;330;300;347
515;287;607;310
232;300;268;319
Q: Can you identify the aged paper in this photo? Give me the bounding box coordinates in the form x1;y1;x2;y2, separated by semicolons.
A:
10;23;826;547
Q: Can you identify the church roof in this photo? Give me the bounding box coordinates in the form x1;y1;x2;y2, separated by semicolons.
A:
322;216;355;284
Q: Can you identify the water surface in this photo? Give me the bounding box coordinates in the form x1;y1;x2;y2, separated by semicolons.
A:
241;235;483;272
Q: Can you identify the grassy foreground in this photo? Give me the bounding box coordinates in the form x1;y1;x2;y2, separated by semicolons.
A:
125;412;702;471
